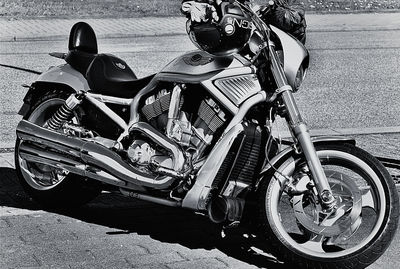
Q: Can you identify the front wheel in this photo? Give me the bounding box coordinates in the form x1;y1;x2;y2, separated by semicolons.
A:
256;143;399;269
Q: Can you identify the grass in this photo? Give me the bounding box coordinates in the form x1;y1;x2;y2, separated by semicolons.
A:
305;0;400;11
0;0;399;19
0;0;182;18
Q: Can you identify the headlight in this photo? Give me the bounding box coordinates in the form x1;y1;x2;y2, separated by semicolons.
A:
293;64;307;91
248;31;263;55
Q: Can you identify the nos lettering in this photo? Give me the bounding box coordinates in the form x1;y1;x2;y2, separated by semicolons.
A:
233;18;252;30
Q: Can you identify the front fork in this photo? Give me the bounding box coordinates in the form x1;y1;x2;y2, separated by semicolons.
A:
269;47;336;208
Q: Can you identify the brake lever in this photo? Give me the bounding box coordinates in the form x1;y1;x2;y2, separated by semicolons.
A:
260;0;276;16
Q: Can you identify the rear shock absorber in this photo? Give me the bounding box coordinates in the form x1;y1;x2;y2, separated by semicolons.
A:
45;93;84;130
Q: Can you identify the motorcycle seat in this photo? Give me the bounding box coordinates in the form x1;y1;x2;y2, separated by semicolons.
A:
65;22;153;98
69;22;98;54
65;22;98;76
86;54;155;98
65;50;97;76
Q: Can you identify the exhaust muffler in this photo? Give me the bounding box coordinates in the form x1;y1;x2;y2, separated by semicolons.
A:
16;120;184;190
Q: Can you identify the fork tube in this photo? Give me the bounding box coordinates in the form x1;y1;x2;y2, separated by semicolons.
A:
268;47;336;207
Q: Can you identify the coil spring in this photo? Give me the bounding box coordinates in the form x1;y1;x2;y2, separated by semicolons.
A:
46;104;75;130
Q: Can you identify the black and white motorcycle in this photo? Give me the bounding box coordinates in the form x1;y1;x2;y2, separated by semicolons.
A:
14;1;398;268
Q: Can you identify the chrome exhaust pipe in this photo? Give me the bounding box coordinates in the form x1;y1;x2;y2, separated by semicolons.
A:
18;143;180;207
119;188;181;207
16;120;185;190
18;142;127;188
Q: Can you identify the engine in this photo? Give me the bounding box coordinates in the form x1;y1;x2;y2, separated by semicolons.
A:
127;83;228;168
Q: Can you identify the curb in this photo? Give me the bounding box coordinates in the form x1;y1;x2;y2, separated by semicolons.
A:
314;126;400;136
0;32;187;43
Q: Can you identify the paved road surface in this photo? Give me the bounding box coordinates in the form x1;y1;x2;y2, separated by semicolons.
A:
1;29;400;148
1;121;400;263
1;151;399;268
1;15;400;268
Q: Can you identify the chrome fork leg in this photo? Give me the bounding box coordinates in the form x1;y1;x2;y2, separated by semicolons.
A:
281;90;336;207
269;47;336;208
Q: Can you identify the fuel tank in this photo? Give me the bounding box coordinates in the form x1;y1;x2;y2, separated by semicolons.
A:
159;50;251;78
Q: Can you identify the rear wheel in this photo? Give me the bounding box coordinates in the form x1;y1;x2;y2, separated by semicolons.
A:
256;143;399;269
15;89;101;208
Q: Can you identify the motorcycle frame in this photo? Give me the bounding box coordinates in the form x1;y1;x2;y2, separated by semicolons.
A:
18;65;266;212
81;76;268;211
18;14;339;211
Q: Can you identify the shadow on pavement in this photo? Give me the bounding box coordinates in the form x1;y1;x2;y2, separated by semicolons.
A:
0;167;285;269
0;167;42;211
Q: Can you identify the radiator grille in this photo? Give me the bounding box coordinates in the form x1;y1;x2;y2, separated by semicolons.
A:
211;123;264;194
214;75;261;106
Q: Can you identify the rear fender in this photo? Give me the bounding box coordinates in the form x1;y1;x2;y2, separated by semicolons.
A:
36;64;90;92
256;136;356;189
18;64;89;117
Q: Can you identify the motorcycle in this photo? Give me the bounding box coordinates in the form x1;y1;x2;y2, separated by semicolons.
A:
14;1;399;268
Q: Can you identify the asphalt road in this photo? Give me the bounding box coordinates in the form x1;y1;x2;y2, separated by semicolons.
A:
0;30;400;268
1;29;400;148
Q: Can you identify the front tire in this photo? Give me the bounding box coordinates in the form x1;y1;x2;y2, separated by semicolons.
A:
15;89;101;208
256;143;399;269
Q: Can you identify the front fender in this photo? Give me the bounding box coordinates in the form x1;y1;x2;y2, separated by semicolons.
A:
259;136;355;178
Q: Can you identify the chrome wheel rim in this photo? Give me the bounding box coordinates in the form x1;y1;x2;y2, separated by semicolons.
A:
18;98;74;191
268;150;386;258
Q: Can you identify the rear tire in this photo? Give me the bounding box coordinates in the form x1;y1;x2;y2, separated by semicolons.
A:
15;89;101;208
256;143;399;269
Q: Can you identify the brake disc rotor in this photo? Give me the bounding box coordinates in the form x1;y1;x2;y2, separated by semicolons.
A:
291;170;363;238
